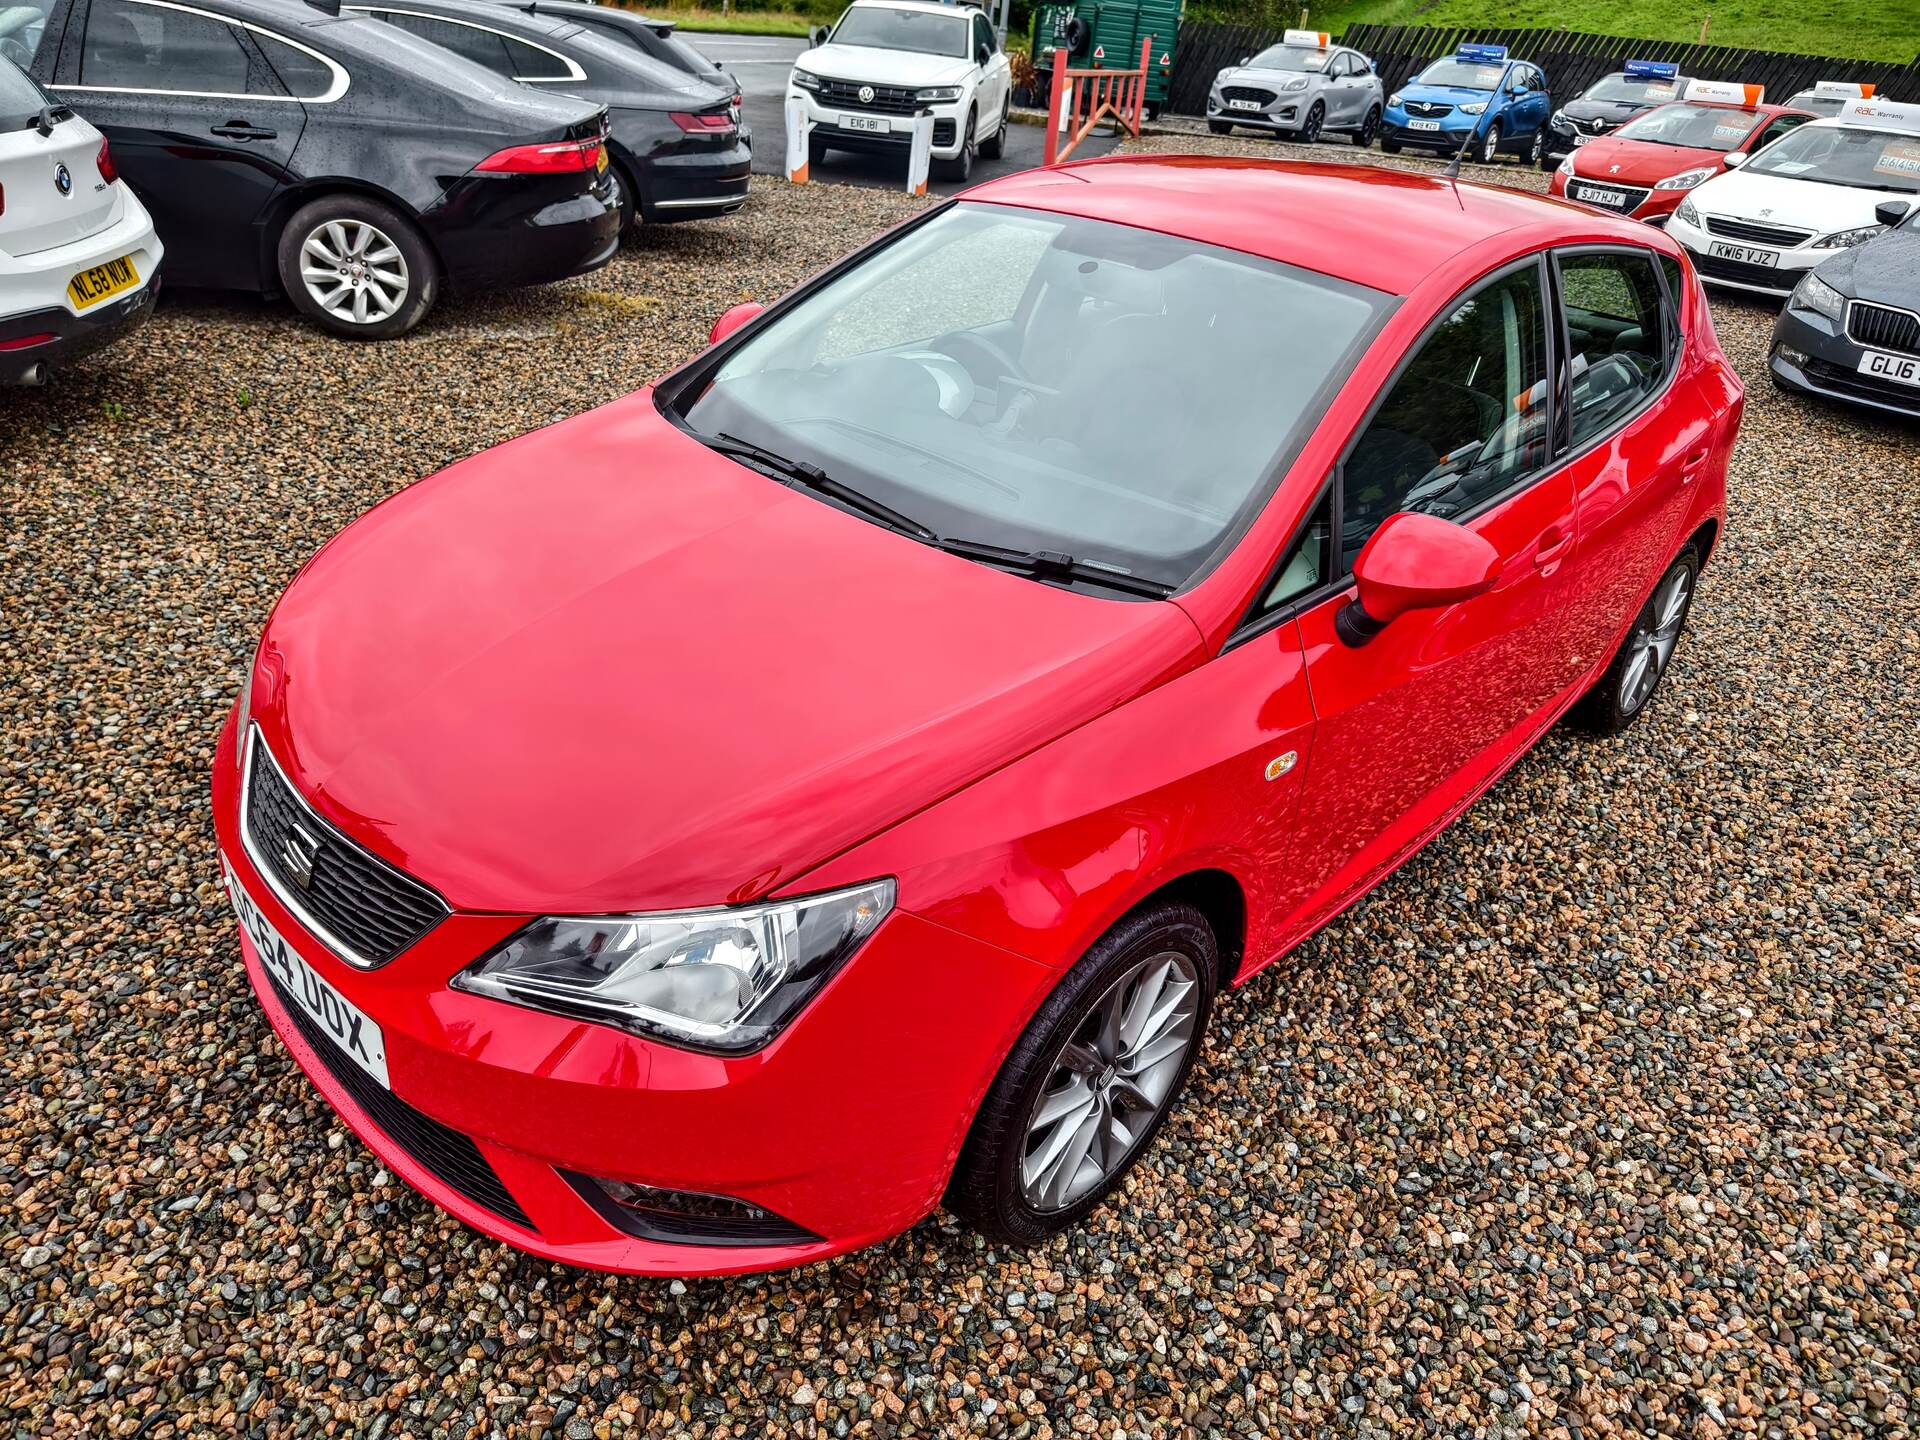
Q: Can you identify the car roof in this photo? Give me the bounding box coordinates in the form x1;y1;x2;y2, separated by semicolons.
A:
963;156;1650;295
844;0;979;12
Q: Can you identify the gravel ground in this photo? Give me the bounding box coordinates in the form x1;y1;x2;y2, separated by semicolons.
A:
3;149;1917;1440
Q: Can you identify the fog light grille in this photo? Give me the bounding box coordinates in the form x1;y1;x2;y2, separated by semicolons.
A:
561;1172;820;1247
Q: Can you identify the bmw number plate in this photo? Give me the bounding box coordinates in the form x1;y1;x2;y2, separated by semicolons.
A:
1228;98;1264;111
1409;118;1441;131
841;114;890;133
1708;241;1777;267
1860;350;1920;388
222;853;390;1088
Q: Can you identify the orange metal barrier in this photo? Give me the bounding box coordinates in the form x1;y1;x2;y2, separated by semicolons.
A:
1043;37;1153;166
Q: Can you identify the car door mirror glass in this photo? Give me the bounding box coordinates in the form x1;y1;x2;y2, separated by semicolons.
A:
810;25;830;46
709;301;763;346
1337;512;1500;646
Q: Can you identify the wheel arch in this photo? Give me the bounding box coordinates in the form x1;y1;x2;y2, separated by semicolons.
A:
1685;516;1720;567
1131;869;1247;988
259;179;446;295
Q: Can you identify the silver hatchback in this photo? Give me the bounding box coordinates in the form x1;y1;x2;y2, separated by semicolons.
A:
1207;33;1384;145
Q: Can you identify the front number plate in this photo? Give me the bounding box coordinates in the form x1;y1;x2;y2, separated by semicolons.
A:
67;254;139;311
1709;241;1777;267
1860;349;1920;387
1576;184;1629;207
222;853;390;1088
841;113;891;133
1409;118;1441;131
1228;98;1264;111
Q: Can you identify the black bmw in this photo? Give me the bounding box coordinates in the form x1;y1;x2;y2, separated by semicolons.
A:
1771;200;1920;420
15;0;620;338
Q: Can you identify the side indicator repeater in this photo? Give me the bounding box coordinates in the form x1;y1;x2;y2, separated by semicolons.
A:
1265;751;1298;781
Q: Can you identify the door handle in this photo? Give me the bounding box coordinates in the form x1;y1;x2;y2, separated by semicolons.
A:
211;122;277;140
1535;524;1572;570
1679;446;1711;484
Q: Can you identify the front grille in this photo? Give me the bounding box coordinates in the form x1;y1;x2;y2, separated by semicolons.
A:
1222;85;1276;105
1405;100;1453;118
1804;356;1920;412
1848;300;1920;357
1573;116;1611;135
262;965;535;1231
1704;215;1814;247
1567;180;1651;214
1688;248;1793;291
817;78;921;115
244;731;446;969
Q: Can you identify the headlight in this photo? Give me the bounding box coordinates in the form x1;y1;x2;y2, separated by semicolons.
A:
791;68;823;92
1814;224;1885;250
452;879;895;1053
1654;166;1715;191
916;85;962;103
1459;101;1487;115
1281;77;1308;92
1550;108;1568;127
1674;198;1702;228
1387;91;1402;107
1789;271;1848;325
1557;153;1575;176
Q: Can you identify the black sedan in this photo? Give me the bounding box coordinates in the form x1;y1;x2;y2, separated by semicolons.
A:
349;0;750;228
15;0;619;338
1770;200;1920;420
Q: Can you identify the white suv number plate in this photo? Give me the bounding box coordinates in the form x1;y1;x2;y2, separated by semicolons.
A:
1860;350;1920;388
841;114;891;133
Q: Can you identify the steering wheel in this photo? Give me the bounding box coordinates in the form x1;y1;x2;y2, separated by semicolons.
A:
934;329;1025;391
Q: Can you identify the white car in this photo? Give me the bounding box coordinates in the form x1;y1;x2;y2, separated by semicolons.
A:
789;0;1013;182
0;56;161;385
1666;99;1920;299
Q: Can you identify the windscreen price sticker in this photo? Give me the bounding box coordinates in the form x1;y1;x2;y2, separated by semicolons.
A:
1874;140;1920;179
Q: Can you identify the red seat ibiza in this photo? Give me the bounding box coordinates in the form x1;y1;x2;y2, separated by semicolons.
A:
214;157;1737;1275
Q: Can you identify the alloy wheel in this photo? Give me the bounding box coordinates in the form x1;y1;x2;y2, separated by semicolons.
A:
1478;121;1501;165
1619;566;1691;715
1529;129;1545;164
1019;950;1201;1212
1301;102;1323;143
1359;105;1380;144
300;219;409;327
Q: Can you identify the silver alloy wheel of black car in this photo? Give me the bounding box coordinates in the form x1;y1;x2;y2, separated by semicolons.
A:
299;218;410;327
1620;563;1691;715
1018;949;1201;1212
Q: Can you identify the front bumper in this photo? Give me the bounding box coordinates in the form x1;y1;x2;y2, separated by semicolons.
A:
1770;300;1920;419
425;166;622;295
0;276;159;384
1207;92;1308;129
1666;211;1825;300
789;89;967;160
210;713;1056;1275
1381;110;1482;149
1550;169;1686;224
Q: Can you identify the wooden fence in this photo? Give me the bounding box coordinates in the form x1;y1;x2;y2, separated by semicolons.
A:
1165;21;1920;119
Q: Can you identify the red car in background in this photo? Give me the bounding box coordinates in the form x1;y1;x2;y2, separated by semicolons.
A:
1553;84;1816;224
214;156;1738;1275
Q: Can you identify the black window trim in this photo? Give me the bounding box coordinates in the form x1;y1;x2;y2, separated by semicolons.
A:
1227;251;1558;650
51;0;348;102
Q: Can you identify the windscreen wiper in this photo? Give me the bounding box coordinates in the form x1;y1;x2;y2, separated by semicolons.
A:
708;432;936;541
932;538;1175;599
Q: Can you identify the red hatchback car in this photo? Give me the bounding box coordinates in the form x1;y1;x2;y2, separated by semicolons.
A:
214;157;1737;1275
1552;94;1815;224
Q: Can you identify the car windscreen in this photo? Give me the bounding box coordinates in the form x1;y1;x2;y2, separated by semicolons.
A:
1584;73;1681;104
672;202;1388;594
1415;58;1506;90
0;48;50;126
1246;45;1330;72
1615;102;1761;151
830;6;967;58
1745;124;1920;192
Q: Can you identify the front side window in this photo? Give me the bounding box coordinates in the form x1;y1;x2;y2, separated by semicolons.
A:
1745;123;1920;192
81;0;255;93
1615;102;1763;152
830;7;968;59
1752;114;1809;151
1559;251;1668;449
971;13;993;58
671;203;1387;593
1339;263;1550;569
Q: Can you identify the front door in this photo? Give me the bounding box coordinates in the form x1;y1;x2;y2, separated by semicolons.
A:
52;0;308;288
1275;256;1583;931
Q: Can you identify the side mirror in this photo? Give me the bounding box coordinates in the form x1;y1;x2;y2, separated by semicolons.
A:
1239;54;1251;64
1875;198;1912;228
809;24;830;46
708;301;763;346
1335;511;1501;647
1723;151;1746;167
976;43;990;65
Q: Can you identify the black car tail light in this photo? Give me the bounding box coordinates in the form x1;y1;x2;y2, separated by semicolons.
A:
475;137;603;174
560;1171;820;1247
669;111;735;134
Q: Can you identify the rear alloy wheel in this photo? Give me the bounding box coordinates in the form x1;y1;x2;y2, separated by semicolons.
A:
933;108;976;182
1357;104;1381;146
947;902;1216;1243
1572;548;1700;735
1476;120;1502;165
279;195;436;341
1297;100;1324;144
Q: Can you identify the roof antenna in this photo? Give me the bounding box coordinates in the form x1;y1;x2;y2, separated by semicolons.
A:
1442;48;1516;184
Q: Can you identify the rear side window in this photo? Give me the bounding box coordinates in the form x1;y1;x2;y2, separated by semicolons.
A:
374;12;512;72
255;31;336;99
1558;251;1669;449
81;0;253;93
504;34;572;80
1340;262;1551;568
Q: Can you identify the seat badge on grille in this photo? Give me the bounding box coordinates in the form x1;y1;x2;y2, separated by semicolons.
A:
279;822;321;890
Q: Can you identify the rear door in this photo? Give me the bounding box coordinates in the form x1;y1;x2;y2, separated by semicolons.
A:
1272;256;1584;934
51;0;316;288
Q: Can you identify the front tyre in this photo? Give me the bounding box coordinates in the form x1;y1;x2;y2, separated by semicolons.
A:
1297;100;1324;144
1475;120;1502;166
947;902;1217;1244
278;194;437;341
1208;119;1232;134
932;107;976;182
1527;128;1545;166
1571;547;1700;735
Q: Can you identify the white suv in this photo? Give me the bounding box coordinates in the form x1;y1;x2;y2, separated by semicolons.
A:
790;0;1012;182
0;55;161;385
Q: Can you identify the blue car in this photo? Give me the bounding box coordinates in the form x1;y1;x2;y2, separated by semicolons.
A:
1380;45;1552;165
